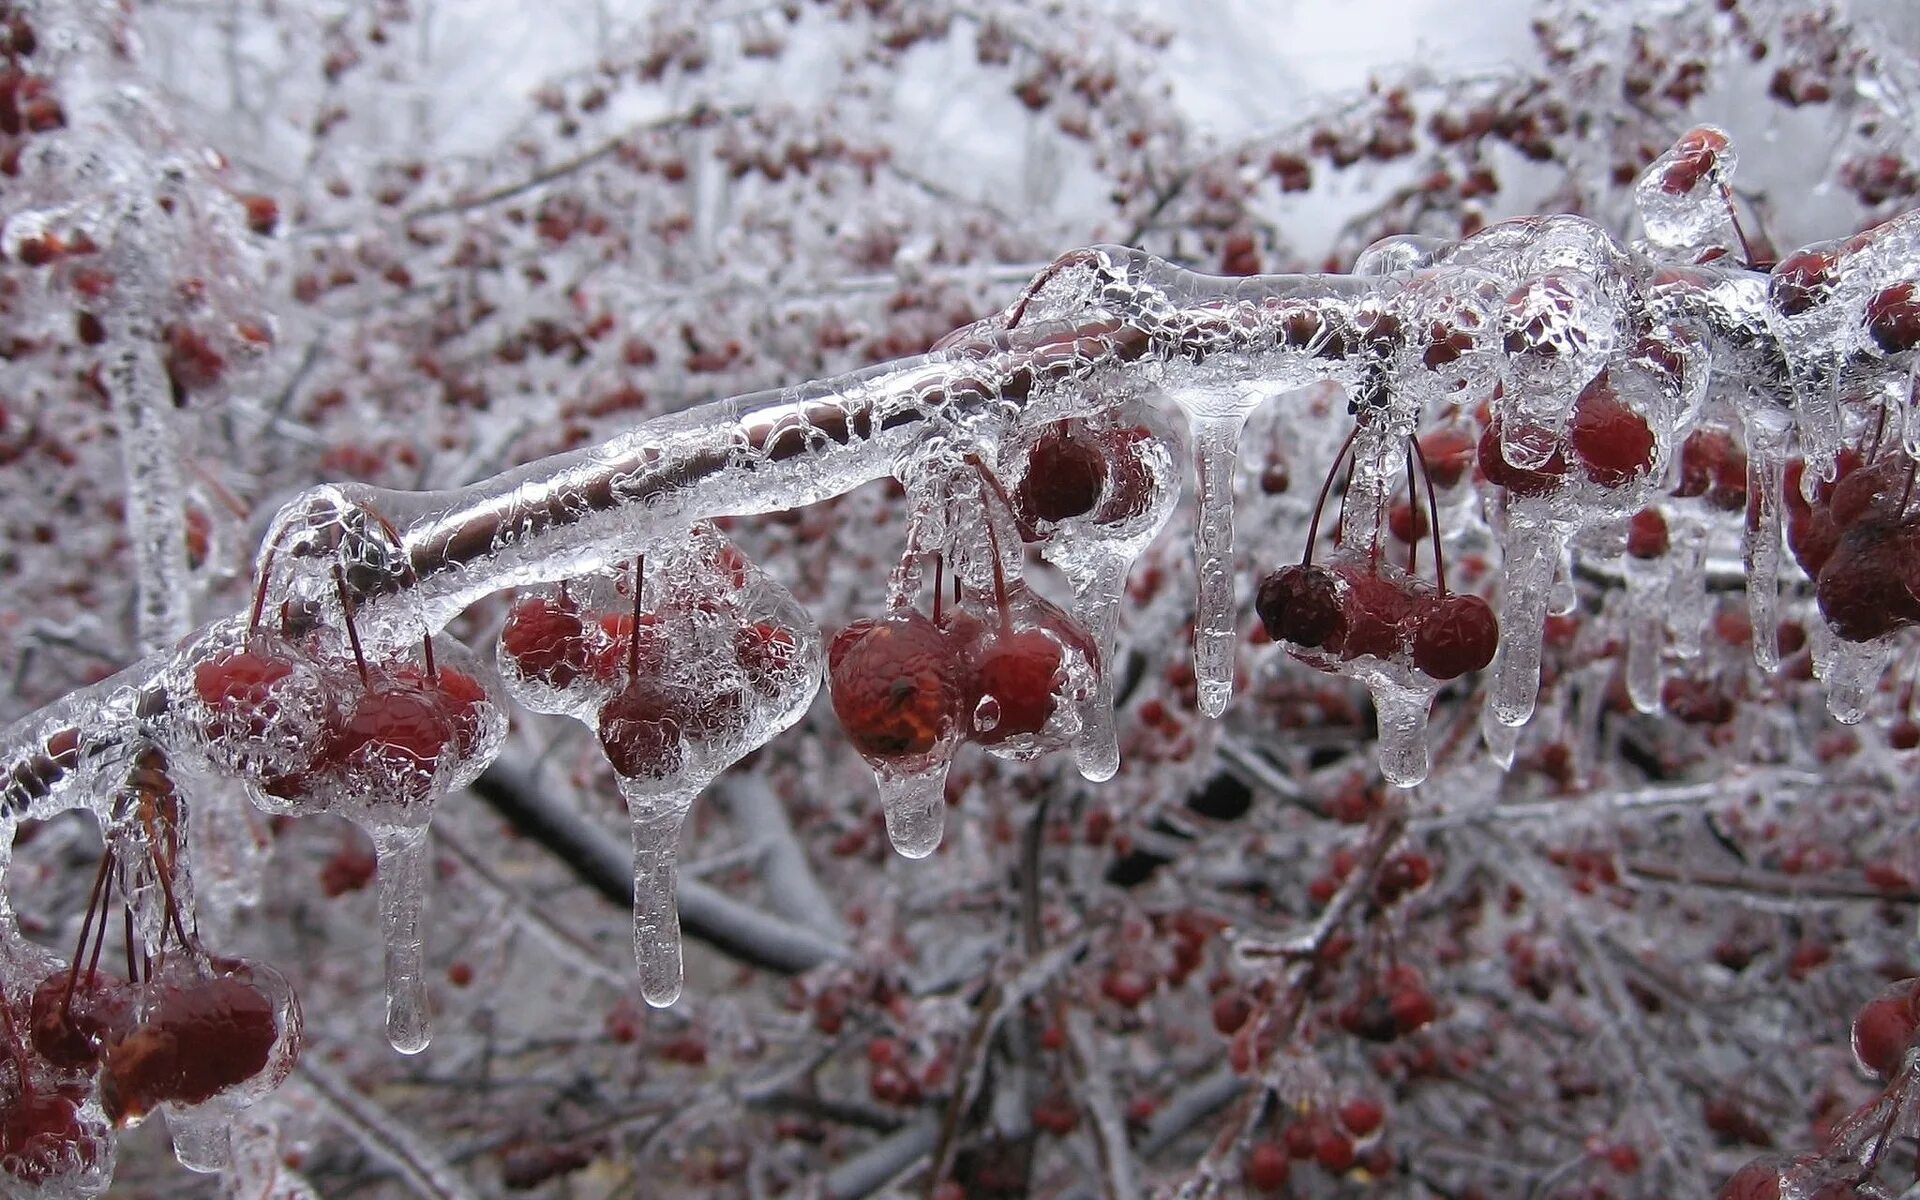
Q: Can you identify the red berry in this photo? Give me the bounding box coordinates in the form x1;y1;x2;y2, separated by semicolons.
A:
1815;524;1920;642
1867;281;1920;354
1338;1098;1385;1137
1387;500;1428;544
1418;427;1477;489
103;972;283;1122
330;687;455;775
28;970;133;1071
966;627;1065;744
735;621;800;697
1256;563;1346;649
597;681;690;780
194;646;295;735
1211;989;1252;1036
1314;1126;1356;1173
1018;423;1108;526
1568;374;1655;488
1412;594;1498;680
1658;126;1727;195
1851;977;1920;1079
1770;250;1837;317
501;597;591;689
1718;1158;1789;1200
1100;967;1154;1009
1245;1142;1290;1192
1478;417;1569;498
1389;985;1437;1035
828;612;960;761
1627;508;1670;559
0;1089;101;1185
1674;429;1747;511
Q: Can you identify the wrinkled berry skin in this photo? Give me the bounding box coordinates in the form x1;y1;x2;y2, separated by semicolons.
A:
828;612;959;761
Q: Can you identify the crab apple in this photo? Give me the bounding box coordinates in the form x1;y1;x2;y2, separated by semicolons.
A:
1338;1098;1385;1137
1255;563;1345;649
1851;976;1920;1079
735;621;801;697
29;970;134;1071
828;611;961;761
1418;427;1477;489
589;611;669;683
1866;281;1920;354
0;1088;105;1187
1245;1142;1290;1192
1330;567;1415;662
1017;422;1108;528
102;971;284;1123
1770;249;1838;317
597;680;690;780
1815;524;1920;642
966;627;1066;743
1479;417;1569;498
1412;594;1499;680
500;595;591;689
1627;508;1670;559
1657;126;1728;195
1567;374;1655;488
328;684;458;793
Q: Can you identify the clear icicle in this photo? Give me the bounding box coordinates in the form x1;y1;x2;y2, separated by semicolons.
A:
1370;678;1436;788
166;1104;232;1173
1065;552;1129;782
1624;566;1666;714
623;786;698;1009
371;824;434;1054
1482;709;1522;771
1490;511;1563;728
1742;414;1789;671
1822;638;1894;725
1665;518;1710;659
1186;414;1247;719
876;759;951;859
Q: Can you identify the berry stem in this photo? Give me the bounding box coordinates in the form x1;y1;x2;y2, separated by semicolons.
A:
1404;450;1420;576
1409;435;1449;595
931;552;944;624
63;845;116;1018
1717;183;1764;269
332;564;371;686
629;554;647;680
1304;424;1361;568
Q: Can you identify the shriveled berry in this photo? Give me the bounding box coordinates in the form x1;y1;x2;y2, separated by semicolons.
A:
828;612;960;761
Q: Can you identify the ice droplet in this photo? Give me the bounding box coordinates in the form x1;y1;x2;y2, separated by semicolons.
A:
166;1104;231;1172
1370;678;1435;788
624;787;696;1008
1822;638;1894;724
1482;710;1522;771
971;695;1002;735
371;824;433;1054
1186;413;1247;719
876;761;950;859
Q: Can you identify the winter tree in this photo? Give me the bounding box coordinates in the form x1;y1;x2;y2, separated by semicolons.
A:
4;1;1920;1197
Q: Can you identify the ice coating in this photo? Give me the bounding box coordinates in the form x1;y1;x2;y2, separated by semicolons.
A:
373;825;433;1054
15;138;1920;1195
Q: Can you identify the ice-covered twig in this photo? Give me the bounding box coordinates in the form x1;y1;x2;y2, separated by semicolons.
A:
292;1054;481;1200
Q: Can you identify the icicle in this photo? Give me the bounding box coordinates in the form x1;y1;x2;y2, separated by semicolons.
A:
1369;677;1437;788
1624;565;1666;714
1742;411;1790;671
1664;517;1710;659
876;760;951;859
1186;413;1248;718
1490;508;1564;728
1482;710;1522;771
371;824;433;1054
166;1104;232;1173
1065;552;1128;782
1821;638;1895;725
622;785;698;1009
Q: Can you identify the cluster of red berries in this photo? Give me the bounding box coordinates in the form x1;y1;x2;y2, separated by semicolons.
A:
498;534;814;786
3;952;297;1190
1243;1097;1391;1192
1784;447;1920;643
187;623;501;822
830;581;1095;772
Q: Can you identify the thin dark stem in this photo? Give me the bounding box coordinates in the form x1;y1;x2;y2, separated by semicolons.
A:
1304;424;1361;568
1410;434;1449;594
333;564;371;686
64;848;115;1016
627;555;646;680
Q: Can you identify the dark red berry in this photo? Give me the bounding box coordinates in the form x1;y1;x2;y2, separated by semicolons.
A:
1418;428;1477;489
1255;564;1345;649
1245;1141;1289;1192
1658;127;1727;195
1770;250;1837;317
1412;594;1498;680
0;1090;99;1185
1627;508;1670;558
1867;282;1920;354
966;627;1065;744
102;973;281;1122
1018;423;1108;526
1718;1159;1789;1200
194;646;295;734
29;970;133;1071
597;680;689;780
1478;418;1568;498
